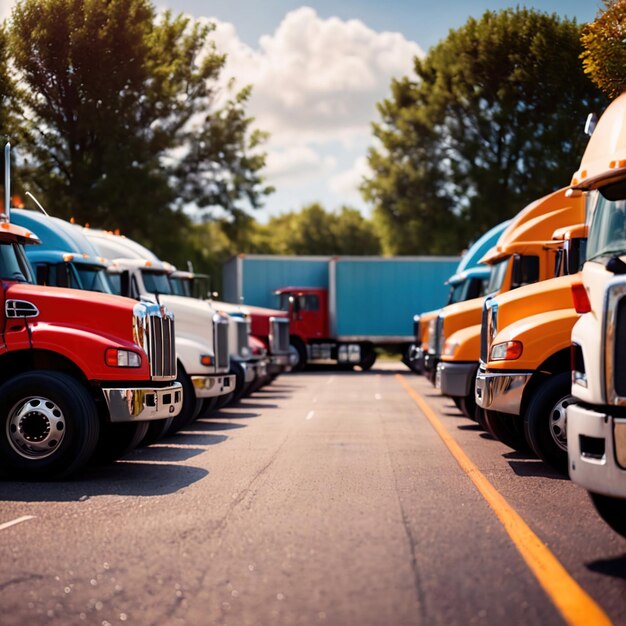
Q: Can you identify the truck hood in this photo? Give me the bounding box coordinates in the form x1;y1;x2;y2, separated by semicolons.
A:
158;294;214;349
441;296;484;340
492;273;579;334
5;282;136;344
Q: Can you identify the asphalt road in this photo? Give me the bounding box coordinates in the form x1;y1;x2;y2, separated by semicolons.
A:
1;363;625;626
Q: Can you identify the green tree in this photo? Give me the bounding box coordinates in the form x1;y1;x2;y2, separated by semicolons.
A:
581;0;626;98
267;203;381;255
363;8;607;254
7;0;271;256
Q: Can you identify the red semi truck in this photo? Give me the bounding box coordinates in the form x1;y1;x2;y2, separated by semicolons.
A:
0;144;182;478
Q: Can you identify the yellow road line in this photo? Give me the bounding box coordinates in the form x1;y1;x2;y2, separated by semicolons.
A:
396;374;612;626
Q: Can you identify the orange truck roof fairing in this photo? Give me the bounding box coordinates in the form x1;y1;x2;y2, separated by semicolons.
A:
571;92;626;191
480;188;585;265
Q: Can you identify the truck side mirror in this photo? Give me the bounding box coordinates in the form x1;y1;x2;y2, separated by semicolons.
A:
35;264;49;286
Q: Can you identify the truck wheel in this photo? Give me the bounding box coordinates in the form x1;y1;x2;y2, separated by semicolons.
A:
357;347;376;371
166;369;196;436
589;492;626;538
195;397;218;420
0;371;99;479
215;391;234;410
523;372;572;475
458;394;477;421
289;340;307;372
484;410;529;451
92;421;149;463
141;417;174;446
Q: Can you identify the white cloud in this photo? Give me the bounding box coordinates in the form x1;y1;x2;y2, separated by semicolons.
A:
210;7;422;145
329;156;372;206
0;0;17;23
204;7;422;213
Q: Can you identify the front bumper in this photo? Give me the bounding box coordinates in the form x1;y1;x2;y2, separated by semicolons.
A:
475;366;532;415
568;403;626;498
268;353;291;375
103;382;183;423
241;359;268;383
408;345;425;373
436;361;478;397
191;374;236;398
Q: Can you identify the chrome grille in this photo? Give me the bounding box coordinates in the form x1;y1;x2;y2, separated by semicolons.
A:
606;281;626;404
148;314;176;379
480;301;489;364
434;314;444;357
214;315;230;371
269;317;290;354
235;317;249;357
413;315;421;343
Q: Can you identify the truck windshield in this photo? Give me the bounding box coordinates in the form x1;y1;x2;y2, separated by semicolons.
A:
278;293;291;311
485;258;509;294
587;185;626;261
142;270;173;295
75;265;113;293
448;282;465;305
0;243;34;283
170;276;192;298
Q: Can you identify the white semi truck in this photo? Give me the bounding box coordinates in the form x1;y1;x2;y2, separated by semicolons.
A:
567;92;626;537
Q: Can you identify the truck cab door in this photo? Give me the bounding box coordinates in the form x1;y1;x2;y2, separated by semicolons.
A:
291;293;325;339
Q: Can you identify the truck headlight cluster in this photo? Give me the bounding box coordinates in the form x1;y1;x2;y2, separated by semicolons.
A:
105;348;141;368
443;340;459;357
490;341;522;361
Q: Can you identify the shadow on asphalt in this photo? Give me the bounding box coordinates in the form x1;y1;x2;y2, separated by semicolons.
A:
457;423;483;431
233;402;278;410
507;460;568;481
586;554;626;579
193;421;247;431
212;410;260;420
478;432;497;441
0;462;209;501
126;445;212;463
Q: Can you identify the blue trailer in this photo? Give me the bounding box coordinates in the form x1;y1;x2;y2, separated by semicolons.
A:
223;255;459;369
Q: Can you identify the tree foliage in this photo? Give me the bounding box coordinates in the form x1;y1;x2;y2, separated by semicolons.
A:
266;203;381;255
363;8;608;254
7;0;271;256
581;0;626;98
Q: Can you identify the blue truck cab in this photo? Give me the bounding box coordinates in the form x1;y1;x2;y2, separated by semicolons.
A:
410;220;510;374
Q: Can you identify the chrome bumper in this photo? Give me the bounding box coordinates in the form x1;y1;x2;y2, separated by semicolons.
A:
268;353;290;374
436;361;478;397
409;345;425;373
103;382;183;423
475;367;532;415
191;374;236;398
568;403;626;498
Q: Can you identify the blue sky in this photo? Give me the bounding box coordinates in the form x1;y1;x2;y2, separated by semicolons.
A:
1;0;604;222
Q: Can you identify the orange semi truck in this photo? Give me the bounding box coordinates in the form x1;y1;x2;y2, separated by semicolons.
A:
474;223;587;474
433;188;585;419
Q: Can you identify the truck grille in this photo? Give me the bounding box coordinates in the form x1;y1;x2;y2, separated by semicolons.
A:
610;289;626;399
235;317;250;357
480;302;489;364
148;314;176;380
413;315;421;344
214;315;230;371
269;317;290;354
435;314;444;357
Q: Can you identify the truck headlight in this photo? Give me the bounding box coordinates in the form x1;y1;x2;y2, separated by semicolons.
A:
490;341;522;361
240;346;251;358
443;340;459;357
105;348;141;368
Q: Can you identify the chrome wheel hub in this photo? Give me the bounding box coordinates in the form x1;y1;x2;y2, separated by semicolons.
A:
550;395;572;452
7;397;66;460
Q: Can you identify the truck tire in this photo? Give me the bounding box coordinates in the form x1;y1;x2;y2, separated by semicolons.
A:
357;346;376;371
289;340;307;372
523;372;572;475
589;492;626;539
484;410;529;451
214;391;234;410
195;397;218;420
92;421;149;463
0;371;99;479
141;417;174;445
166;369;196;435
